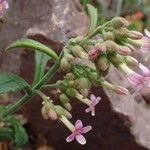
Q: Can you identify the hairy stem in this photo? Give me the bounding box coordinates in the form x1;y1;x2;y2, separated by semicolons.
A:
0;52;63;118
80;21;111;45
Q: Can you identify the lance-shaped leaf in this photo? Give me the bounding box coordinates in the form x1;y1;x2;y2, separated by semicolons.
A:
6;38;58;61
33;51;50;85
0;73;32;95
4;116;28;146
87;4;98;34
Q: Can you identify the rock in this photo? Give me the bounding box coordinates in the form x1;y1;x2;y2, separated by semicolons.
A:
105;65;150;149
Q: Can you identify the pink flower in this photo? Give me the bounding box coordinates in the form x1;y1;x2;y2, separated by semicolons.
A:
140;29;150;53
0;0;9;17
85;94;101;116
88;49;98;61
66;120;92;145
127;63;150;91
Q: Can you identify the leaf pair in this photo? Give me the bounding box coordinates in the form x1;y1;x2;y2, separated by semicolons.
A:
0;38;58;95
0;116;28;146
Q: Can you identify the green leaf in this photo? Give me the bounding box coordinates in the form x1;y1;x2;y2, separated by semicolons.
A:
87;4;98;34
0;127;14;140
80;0;92;12
4;116;28;146
33;51;50;85
0;73;32;94
6;38;58;61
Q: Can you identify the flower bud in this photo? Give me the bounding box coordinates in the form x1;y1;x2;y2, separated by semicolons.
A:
97;57;110;71
65;73;75;81
41;106;49;120
66;88;78;97
60;57;71;72
59;94;72;110
124;43;136;52
112;17;129;29
109;53;124;65
103;32;115;41
116;46;132;55
113;28;128;39
64;103;72;111
48;109;58;120
55;105;72;119
75;78;91;89
41;105;57;120
59;94;70;104
126;31;143;39
124;56;139;66
77;78;91;97
71;45;88;59
114;86;129;95
80;89;89;98
105;40;117;52
88;49;99;61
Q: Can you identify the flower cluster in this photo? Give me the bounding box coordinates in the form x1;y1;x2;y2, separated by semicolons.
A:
39;17;150;145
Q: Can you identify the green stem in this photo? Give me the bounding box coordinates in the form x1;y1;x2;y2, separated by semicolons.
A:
0;51;63;118
80;21;112;45
42;83;59;89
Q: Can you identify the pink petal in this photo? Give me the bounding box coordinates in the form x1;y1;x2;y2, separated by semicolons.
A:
75;134;86;145
75;120;83;129
90;94;96;101
81;126;92;134
141;40;150;53
127;73;143;86
139;63;150;77
66;134;75;142
91;109;95;116
144;29;150;39
2;1;9;9
94;96;101;104
96;96;101;102
85;107;91;113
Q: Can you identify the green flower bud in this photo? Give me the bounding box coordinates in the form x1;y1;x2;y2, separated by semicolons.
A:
60;57;71;72
77;78;91;90
55;105;72;119
104;40;117;52
71;45;88;59
80;89;89;98
65;73;75;81
78;78;91;97
124;56;138;66
103;32;115;41
59;94;70;104
97;57;110;71
66;88;78;97
112;17;129;29
108;54;124;66
113;28;128;39
64;103;72;111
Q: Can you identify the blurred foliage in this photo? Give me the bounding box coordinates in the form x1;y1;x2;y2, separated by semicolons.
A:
80;0;150;30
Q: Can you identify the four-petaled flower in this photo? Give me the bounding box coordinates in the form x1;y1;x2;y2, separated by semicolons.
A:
85;94;101;116
140;29;150;53
127;63;150;91
66;120;92;145
0;0;9;17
